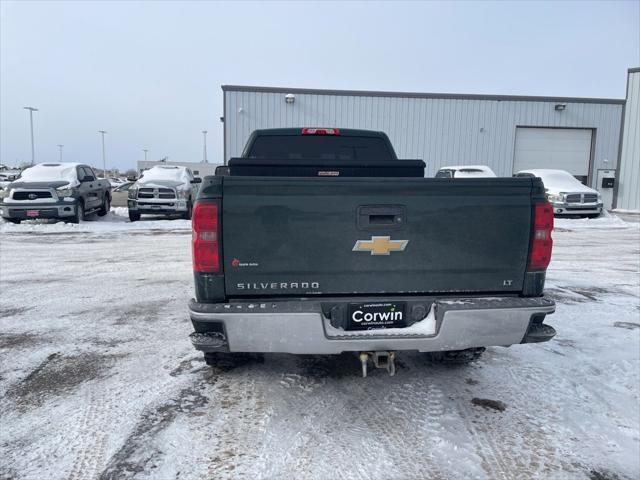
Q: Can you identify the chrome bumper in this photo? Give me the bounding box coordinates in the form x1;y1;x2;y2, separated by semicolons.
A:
551;202;603;215
0;202;77;219
188;296;556;354
128;199;188;212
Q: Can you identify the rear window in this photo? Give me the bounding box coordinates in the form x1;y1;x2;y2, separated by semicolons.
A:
246;135;395;161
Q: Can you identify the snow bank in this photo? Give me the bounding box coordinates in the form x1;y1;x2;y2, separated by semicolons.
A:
15;163;81;186
555;211;637;230
0;207;191;233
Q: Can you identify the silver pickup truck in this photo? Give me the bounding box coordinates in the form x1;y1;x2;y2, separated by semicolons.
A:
127;165;201;221
0;163;111;224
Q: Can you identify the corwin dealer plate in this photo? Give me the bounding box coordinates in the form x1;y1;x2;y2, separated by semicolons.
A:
347;302;407;330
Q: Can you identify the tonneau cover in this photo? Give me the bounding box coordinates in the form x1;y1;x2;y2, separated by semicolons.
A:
228;157;426;177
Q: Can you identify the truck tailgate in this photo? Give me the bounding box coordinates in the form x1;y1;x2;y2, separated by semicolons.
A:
222;177;534;297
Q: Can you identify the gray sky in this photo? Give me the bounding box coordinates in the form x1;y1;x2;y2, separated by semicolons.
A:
1;0;639;171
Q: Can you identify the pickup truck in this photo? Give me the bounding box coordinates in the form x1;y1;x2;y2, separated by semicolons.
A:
188;128;556;376
0;163;111;224
127;165;201;221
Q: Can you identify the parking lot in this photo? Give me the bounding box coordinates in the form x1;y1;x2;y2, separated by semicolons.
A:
0;210;638;480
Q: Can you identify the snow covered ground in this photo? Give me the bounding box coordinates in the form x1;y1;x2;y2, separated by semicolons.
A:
0;211;638;480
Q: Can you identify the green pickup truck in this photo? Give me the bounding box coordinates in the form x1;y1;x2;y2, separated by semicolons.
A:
188;128;556;376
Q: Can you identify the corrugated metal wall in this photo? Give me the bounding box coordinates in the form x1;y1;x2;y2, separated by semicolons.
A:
224;87;623;185
616;69;640;212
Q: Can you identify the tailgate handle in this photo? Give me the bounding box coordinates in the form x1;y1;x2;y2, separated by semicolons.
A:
358;205;406;230
369;214;396;225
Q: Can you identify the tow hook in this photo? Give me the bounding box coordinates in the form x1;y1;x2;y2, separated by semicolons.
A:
359;351;396;377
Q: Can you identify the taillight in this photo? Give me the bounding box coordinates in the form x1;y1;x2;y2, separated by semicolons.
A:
301;128;340;135
192;201;220;273
529;202;554;270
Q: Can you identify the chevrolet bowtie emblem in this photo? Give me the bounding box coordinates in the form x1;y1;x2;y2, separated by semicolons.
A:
352;236;409;255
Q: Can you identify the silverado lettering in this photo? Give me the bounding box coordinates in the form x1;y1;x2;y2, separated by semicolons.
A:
236;282;321;290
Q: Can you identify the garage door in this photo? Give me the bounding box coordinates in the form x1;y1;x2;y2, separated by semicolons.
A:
514;128;592;182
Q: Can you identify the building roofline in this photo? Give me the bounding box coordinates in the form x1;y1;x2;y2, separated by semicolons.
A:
628;67;640;74
221;84;625;105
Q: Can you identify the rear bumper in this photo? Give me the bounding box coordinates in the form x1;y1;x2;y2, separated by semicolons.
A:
188;295;556;354
0;201;77;219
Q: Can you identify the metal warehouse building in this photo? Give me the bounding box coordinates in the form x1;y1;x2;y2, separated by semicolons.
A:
615;68;640;212
222;85;624;209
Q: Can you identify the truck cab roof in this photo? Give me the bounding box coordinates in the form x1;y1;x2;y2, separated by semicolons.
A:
241;128;398;160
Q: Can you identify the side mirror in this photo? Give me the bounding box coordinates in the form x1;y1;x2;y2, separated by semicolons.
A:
191;177;202;184
82;175;95;182
215;166;230;176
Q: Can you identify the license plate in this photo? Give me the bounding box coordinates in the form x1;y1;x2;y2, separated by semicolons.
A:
347;302;407;330
26;210;39;217
151;205;161;209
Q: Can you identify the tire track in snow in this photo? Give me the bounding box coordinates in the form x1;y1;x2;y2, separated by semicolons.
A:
67;390;110;480
98;385;209;480
258;355;452;480
203;366;271;479
455;358;580;479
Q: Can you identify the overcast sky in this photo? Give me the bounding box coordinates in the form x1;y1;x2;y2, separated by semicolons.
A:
1;0;639;171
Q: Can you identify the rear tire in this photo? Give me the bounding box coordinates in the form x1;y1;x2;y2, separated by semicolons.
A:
128;211;141;222
98;194;110;216
6;218;21;224
426;347;485;365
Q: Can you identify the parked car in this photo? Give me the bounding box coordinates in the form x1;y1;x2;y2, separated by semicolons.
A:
188;128;556;376
0;163;111;224
435;165;497;178
110;181;134;207
515;169;603;217
0;176;11;190
0;171;20;189
108;177;127;188
127;165;201;221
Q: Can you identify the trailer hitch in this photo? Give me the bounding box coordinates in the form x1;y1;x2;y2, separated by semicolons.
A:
359;351;396;377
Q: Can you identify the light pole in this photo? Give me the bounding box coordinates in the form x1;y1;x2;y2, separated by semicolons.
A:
23;107;38;165
57;144;64;162
202;130;208;163
98;130;107;177
143;149;148;161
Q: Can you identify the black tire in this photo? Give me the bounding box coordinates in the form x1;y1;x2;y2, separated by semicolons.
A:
98;194;110;217
183;201;192;220
586;213;601;219
203;352;264;370
7;218;21;224
426;347;485;365
68;201;84;224
128;210;141;222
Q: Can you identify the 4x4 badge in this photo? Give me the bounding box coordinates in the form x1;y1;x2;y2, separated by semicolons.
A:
353;236;409;255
